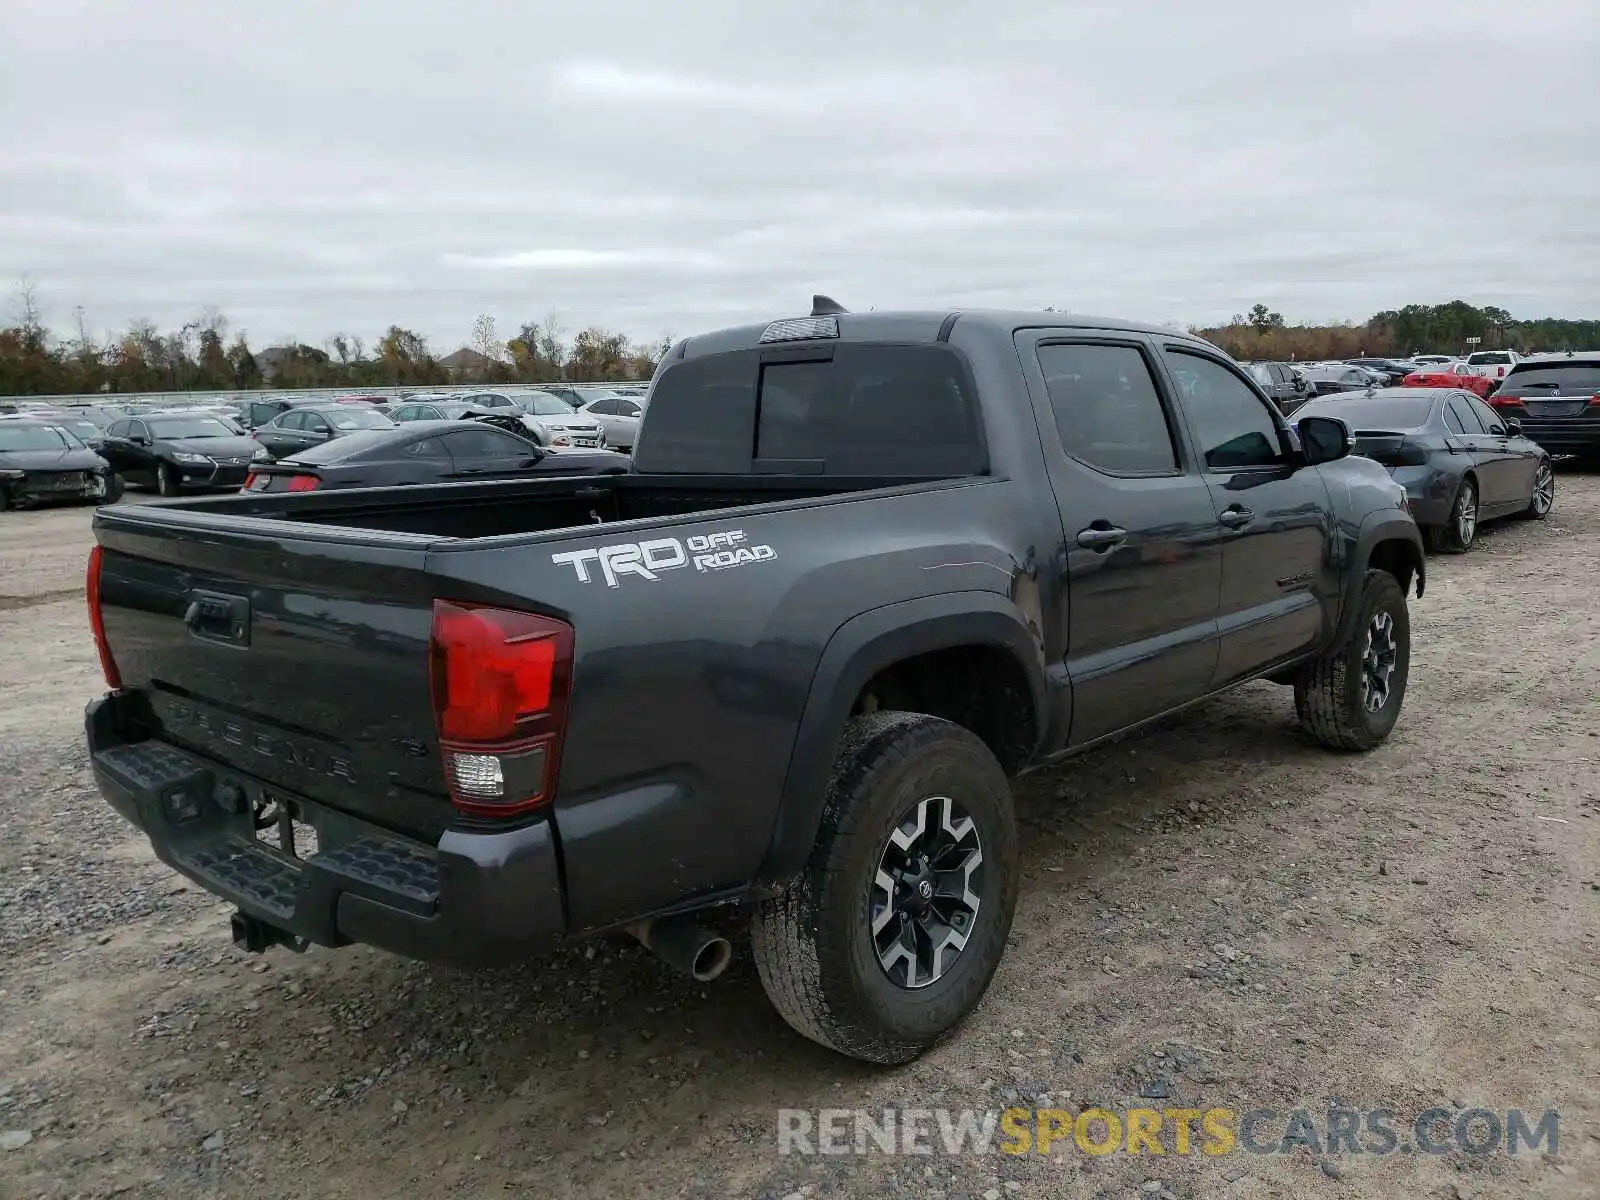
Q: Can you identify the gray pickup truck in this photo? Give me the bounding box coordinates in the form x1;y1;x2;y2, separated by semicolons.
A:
85;300;1424;1063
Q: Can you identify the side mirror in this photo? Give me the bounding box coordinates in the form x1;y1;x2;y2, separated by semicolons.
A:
1297;415;1354;466
1503;418;1522;435
130;435;149;446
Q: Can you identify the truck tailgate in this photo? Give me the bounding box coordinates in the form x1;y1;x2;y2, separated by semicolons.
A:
94;509;453;843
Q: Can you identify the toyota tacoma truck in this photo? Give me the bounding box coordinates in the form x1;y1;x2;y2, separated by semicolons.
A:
84;300;1424;1064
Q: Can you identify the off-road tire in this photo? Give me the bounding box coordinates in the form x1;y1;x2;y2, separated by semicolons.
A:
1294;569;1410;751
750;712;1019;1064
157;463;182;497
1425;477;1476;553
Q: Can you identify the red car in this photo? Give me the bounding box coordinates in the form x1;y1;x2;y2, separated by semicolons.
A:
1399;363;1496;398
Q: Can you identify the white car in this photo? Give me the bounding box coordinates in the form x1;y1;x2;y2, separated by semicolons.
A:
480;390;606;448
1464;350;1522;382
579;394;645;452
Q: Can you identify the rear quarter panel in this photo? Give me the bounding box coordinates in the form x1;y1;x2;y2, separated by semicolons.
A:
425;478;1041;933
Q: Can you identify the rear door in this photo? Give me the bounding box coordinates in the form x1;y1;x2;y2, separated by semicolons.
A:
1467;395;1534;512
1014;332;1223;744
1158;346;1334;688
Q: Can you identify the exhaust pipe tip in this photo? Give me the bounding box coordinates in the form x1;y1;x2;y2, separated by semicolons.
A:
688;934;733;982
629;916;733;982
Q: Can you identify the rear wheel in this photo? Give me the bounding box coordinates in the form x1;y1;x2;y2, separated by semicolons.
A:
1517;458;1554;519
1426;477;1476;553
1294;569;1410;751
157;462;182;497
750;712;1019;1064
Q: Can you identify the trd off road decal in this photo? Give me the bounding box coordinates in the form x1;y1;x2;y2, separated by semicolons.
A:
552;528;777;587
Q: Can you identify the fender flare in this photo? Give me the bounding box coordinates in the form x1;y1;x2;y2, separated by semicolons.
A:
754;591;1046;886
1335;510;1426;649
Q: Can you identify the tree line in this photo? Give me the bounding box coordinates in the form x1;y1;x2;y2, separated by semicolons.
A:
1196;301;1600;363
0;277;669;397
4;276;1597;397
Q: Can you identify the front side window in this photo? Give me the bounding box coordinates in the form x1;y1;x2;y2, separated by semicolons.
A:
1037;343;1178;475
1165;350;1283;470
1469;398;1506;435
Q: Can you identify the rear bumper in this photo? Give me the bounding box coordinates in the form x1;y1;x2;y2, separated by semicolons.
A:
85;693;566;967
1516;419;1600;456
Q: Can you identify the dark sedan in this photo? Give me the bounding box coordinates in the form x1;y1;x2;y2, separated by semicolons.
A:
390;399;497;423
99;414;269;496
1485;353;1600;462
1302;364;1376;396
242;420;631;493
0;419;120;509
252;404;396;460
1294;388;1553;553
1346;358;1419;385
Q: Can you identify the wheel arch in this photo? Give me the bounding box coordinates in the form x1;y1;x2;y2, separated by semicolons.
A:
755;591;1045;887
1336;511;1425;650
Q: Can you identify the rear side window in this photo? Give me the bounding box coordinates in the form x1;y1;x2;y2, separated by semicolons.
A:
1037;344;1178;474
1448;397;1485;433
637;344;985;477
632;352;758;473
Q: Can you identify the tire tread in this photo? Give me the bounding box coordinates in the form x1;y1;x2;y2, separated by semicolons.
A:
751;711;1015;1063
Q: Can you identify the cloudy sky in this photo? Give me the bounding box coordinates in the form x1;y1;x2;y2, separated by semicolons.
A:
2;0;1596;352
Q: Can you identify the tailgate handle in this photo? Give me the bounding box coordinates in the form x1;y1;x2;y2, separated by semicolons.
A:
184;590;251;647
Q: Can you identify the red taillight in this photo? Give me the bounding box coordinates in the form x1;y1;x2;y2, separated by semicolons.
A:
285;474;320;492
86;545;122;689
429;601;573;817
243;471;259;490
1489;395;1525;409
1589;394;1600;408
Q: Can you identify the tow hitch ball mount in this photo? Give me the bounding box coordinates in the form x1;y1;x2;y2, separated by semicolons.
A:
230;911;310;955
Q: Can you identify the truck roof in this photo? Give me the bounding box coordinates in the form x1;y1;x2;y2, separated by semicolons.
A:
675;307;1218;360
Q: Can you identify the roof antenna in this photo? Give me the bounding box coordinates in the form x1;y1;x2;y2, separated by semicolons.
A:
811;294;848;317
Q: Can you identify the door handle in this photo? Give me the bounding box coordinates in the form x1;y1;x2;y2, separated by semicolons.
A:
1218;506;1254;529
1076;525;1127;550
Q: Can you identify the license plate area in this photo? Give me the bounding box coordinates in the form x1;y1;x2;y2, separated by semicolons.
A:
1526;400;1588;418
254;793;320;860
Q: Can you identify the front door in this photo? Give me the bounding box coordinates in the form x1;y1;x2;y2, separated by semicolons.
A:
1157;347;1334;688
1016;332;1224;746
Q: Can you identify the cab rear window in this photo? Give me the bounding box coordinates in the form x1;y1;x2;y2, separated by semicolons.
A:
635;344;987;477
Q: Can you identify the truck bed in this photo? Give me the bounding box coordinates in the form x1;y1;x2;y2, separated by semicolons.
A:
141;473;917;541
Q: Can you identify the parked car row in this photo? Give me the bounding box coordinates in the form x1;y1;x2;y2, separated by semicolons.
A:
1291;387;1555;553
3;342;1594;516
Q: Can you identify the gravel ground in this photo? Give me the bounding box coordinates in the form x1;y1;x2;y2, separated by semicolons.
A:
1;479;1598;1200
